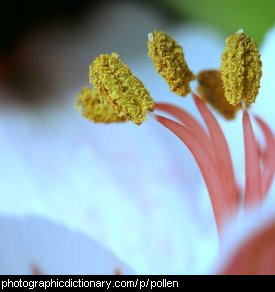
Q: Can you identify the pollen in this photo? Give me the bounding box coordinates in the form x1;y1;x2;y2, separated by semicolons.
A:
220;31;262;106
89;53;155;125
75;87;127;123
147;30;195;97
197;70;241;120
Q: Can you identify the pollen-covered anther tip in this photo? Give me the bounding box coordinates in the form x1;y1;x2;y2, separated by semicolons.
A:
197;70;241;120
75;87;127;123
147;30;195;97
89;52;155;125
220;32;262;106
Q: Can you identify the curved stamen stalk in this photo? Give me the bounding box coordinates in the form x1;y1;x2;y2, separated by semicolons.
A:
193;93;239;216
243;109;262;207
155;102;214;162
254;115;275;197
155;114;232;235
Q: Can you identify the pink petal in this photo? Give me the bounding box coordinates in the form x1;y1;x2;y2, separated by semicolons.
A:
193;93;239;215
254;115;275;197
155;103;213;161
243;110;262;207
221;218;275;275
155;114;230;234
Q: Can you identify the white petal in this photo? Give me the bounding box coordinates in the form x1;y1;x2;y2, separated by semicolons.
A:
0;214;134;275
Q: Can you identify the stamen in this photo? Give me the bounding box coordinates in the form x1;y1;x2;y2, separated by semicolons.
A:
147;30;195;97
89;53;155;125
155;114;228;233
243;110;262;207
221;32;262;106
193;93;239;218
254;116;275;197
75;87;127;123
197;70;241;120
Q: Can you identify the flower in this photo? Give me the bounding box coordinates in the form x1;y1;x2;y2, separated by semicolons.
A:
0;18;274;274
76;28;275;273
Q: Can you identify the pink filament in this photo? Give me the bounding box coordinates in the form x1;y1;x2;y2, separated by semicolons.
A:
243;110;262;207
254;115;275;198
155;102;213;160
155;114;231;234
193;94;239;215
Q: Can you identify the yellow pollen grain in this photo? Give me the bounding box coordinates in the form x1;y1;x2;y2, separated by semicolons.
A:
75;86;127;123
147;30;195;97
197;70;241;120
89;53;155;125
220;31;262;106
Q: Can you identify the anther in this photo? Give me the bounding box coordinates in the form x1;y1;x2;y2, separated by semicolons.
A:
89;53;155;125
148;30;195;97
220;32;262;106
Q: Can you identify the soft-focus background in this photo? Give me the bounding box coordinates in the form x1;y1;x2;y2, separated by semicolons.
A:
0;0;274;274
